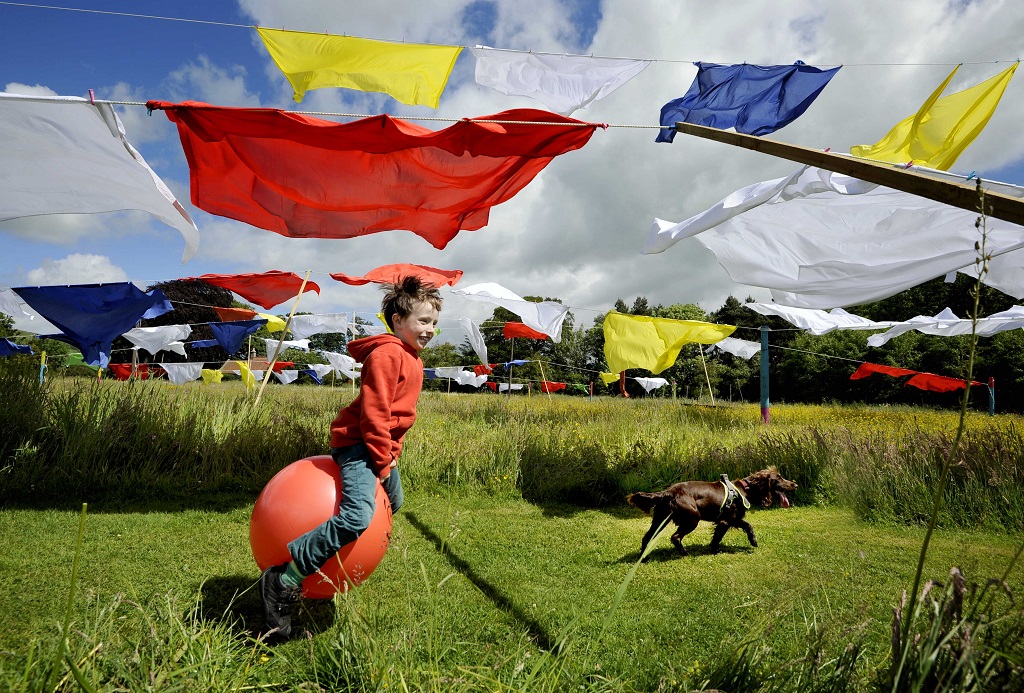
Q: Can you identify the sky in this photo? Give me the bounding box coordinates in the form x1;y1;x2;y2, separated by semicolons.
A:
3;0;1024;339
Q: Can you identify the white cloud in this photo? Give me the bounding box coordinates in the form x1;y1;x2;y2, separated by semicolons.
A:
4;82;58;96
26;254;129;285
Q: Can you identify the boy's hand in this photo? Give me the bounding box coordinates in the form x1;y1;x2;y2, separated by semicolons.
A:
380;460;397;480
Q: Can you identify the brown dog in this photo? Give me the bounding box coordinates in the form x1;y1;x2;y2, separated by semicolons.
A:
627;467;797;557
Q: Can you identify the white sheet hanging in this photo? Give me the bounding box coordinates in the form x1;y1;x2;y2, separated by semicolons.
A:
471;45;650;115
123;324;192;355
451;282;569;342
645;165;1024;308
0;92;199;262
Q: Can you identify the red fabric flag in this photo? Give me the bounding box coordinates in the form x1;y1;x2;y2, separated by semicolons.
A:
213;306;258;321
107;364;163;380
332;264;463;287
849;362;918;380
503;322;549;340
473;364;493;376
905;373;981;392
540;381;566;393
147;101;598;249
182;271;320;310
484;381;498;392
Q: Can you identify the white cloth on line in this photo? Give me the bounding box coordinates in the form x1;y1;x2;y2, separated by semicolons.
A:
159;362;202;385
0;288;32;320
322;351;361;380
708;337;762;360
498;383;524;392
274;369;301;384
867;305;1024;346
634;377;669;393
459;316;488;366
0;91;199;262
123;324;192;355
433;366;489;388
645;164;1024;308
744;303;896;335
451;282;570;342
471;45;651;115
287;312;348;339
265;338;310;355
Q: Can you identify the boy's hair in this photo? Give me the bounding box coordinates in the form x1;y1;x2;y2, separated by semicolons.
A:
381;276;443;329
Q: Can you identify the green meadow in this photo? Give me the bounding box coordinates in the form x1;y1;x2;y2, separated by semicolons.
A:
1;359;1022;691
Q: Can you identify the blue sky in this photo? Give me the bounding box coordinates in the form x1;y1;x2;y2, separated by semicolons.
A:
2;0;1024;334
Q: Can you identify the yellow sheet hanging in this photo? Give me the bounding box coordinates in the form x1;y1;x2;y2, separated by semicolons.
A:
257;27;462;106
850;62;1018;170
603;311;735;375
256;313;287;334
200;368;223;385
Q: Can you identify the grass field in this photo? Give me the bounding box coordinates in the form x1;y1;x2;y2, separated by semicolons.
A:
1;364;1022;690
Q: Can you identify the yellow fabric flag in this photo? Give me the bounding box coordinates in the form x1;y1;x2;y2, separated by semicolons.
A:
237;362;257;390
256;313;287;334
200;368;223;385
603;311;735;375
850;63;1018;170
599;371;620;386
257;27;462;106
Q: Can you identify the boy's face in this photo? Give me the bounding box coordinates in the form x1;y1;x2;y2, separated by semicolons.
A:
392;301;439;352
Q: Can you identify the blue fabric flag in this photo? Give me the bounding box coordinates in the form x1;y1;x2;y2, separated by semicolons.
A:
656;61;840;143
188;339;219;349
208;319;268;355
423;368;438;380
300;368;324;385
504;359;531;367
0;338;33;356
13;283;173;368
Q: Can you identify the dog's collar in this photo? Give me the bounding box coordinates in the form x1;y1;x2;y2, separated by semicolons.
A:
719;475;751;516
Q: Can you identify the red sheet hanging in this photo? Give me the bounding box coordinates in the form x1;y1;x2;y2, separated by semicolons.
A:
503;322;549;340
213;306;258;321
849;362;917;380
147;101;598;249
331;264;463;287
540;381;566;393
182;271;320;310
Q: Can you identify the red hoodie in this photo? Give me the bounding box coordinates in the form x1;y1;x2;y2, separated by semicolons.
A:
330;333;424;476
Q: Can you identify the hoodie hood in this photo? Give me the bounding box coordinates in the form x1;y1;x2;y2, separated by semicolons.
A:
346;333;410;362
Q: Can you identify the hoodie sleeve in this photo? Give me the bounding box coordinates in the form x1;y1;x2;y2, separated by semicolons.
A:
357;345;402;475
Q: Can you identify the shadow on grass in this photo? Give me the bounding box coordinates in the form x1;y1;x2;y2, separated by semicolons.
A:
199;574;337;638
405;511;556;652
613;543;753;564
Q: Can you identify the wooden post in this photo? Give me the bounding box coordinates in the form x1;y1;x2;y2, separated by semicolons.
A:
699;346;715;406
255;270;312;407
674;122;1024;227
759;325;770;425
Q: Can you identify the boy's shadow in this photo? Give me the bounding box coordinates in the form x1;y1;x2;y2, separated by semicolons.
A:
199;575;336;636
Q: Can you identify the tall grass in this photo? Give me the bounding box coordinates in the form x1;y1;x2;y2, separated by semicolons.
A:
4;358;1024;532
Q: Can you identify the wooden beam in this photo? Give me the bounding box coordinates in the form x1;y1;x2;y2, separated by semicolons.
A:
674;122;1024;227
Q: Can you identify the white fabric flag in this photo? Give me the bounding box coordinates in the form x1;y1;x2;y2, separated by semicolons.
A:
322;351;361;380
123;324;192;355
744;303;895;335
274;369;301;384
645;165;1024;308
306;363;334;379
288;313;348;339
634;377;669;393
433;366;489;388
459;317;488;365
159;362;202;385
0;92;199;262
708;337;762;360
867;306;1024;346
451;282;570;342
264;338;311;355
471;45;651;115
359;324;388;336
498;383;524;392
163;341;187;357
0;288;32;320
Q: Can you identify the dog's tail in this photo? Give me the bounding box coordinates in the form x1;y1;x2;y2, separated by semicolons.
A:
627;491;670;514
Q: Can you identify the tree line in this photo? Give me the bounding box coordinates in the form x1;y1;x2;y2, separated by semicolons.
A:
2;275;1022;412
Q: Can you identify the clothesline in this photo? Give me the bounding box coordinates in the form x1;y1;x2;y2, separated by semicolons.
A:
1;2;1016;68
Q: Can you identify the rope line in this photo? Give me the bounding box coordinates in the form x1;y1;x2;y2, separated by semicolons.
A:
1;2;1017;67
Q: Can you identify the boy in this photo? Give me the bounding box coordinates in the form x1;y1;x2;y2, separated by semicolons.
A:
260;275;441;638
